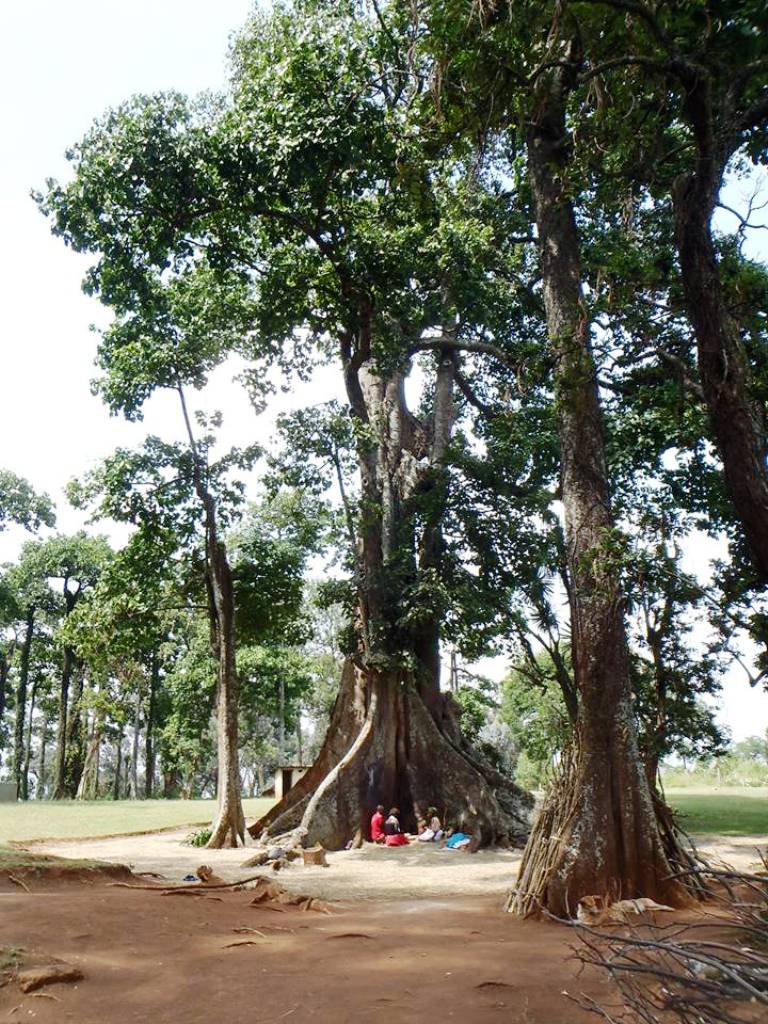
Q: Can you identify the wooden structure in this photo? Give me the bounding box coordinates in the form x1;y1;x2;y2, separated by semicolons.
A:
274;764;313;802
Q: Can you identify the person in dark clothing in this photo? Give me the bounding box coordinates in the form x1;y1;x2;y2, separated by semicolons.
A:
384;807;409;847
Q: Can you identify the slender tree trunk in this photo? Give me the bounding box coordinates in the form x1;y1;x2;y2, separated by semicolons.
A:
129;680;141;799
278;678;285;761
177;386;245;848
77;712;102;800
112;728;123;801
206;532;245;847
0;639;16;772
145;655;158;799
510;72;691;917
38;723;47;800
22;678;38;800
14;605;35;800
295;717;303;765
53;644;75;800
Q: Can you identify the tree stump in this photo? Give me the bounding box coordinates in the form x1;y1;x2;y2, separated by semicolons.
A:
301;846;328;867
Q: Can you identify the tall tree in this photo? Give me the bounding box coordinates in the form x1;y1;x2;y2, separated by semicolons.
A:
40;2;534;848
423;0;693;913
72;424;256;844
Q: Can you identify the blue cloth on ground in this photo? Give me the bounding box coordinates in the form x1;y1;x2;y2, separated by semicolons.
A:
445;832;470;849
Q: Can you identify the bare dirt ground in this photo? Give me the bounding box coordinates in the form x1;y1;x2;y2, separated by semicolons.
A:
1;831;763;1023
28;828;768;901
0;881;619;1024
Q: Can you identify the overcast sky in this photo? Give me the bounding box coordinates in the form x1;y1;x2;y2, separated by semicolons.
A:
1;1;767;741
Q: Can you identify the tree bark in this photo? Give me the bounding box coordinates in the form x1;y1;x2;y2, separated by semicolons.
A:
0;638;16;773
53;583;79;800
205;531;245;847
145;654;158;799
22;677;38;801
296;716;303;765
14;605;35;800
76;712;102;800
251;658;533;849
509;70;691;917
52;656;74;798
38;720;47;800
278;677;285;760
129;679;141;799
112;727;123;801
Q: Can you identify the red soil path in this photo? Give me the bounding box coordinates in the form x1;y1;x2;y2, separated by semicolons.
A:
0;880;615;1024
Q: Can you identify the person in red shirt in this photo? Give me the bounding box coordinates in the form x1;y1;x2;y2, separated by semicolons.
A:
370;804;386;843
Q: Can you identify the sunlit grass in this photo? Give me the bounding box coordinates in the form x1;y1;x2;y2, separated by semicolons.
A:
665;786;768;836
0;798;274;844
1;789;764;846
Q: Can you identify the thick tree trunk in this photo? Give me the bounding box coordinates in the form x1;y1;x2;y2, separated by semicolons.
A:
509;77;691;917
250;658;533;849
674;176;768;583
14;605;35;800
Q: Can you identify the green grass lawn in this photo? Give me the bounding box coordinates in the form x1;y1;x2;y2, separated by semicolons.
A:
0;788;764;846
0;798;274;844
665;786;768;836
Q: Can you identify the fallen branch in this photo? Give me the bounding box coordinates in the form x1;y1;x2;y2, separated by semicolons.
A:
109;872;267;894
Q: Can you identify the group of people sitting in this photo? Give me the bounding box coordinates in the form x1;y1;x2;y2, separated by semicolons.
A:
369;804;475;850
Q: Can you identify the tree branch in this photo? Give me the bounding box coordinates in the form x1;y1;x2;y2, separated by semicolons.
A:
409;335;516;369
454;366;497;418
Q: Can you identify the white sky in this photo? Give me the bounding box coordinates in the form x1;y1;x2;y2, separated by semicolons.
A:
1;1;767;742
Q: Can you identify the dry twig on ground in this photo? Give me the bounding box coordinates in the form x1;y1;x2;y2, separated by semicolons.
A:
570;856;768;1024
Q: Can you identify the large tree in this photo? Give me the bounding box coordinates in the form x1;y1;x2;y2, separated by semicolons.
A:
41;1;534;848
420;0;697;913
